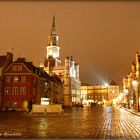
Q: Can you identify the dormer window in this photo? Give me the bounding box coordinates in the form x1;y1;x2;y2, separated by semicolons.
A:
12;65;17;71
18;65;22;71
12;65;22;72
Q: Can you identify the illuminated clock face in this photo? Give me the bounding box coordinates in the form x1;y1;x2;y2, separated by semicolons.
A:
48;49;53;56
47;46;60;59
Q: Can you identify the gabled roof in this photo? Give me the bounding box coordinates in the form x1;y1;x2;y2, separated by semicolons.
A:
13;58;50;80
14;58;36;73
6;57;62;84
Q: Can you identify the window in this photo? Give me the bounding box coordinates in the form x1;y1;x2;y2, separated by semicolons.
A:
12;65;17;71
33;78;36;84
33;88;36;95
13;76;19;83
21;76;26;83
20;87;26;95
12;65;22;72
12;87;18;95
18;65;22;71
5;87;10;95
6;76;11;83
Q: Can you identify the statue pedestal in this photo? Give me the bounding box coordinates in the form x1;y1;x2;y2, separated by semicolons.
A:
32;104;64;113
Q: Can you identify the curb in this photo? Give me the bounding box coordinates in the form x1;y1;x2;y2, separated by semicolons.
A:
121;107;140;117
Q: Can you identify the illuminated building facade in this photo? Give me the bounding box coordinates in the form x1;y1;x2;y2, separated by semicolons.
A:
0;52;13;109
1;58;63;111
123;51;140;111
42;16;81;107
81;81;119;106
1;58;47;110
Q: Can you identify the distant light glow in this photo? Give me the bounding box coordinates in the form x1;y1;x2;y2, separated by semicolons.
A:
112;90;115;93
124;89;128;94
132;80;138;87
104;83;109;86
40;63;44;67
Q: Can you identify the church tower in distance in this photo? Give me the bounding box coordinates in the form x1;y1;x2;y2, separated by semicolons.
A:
45;15;61;67
43;16;81;107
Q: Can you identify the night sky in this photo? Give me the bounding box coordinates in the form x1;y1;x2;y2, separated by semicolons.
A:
0;1;140;86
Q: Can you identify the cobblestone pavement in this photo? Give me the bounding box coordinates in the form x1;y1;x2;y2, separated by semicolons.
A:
0;106;140;139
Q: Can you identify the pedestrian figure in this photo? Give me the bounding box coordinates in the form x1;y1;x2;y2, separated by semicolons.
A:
27;100;33;112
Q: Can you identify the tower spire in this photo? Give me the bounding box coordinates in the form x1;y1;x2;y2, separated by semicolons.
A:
48;15;59;46
51;15;56;35
52;15;55;28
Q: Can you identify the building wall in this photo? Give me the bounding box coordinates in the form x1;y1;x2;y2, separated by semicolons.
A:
1;62;43;111
81;85;119;105
1;74;38;110
0;52;13;109
122;52;140;110
44;57;81;107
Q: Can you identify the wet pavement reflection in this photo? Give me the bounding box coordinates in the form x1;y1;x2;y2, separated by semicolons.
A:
0;106;140;139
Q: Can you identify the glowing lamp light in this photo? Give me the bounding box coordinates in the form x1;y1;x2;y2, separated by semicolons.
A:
40;63;44;68
104;83;109;86
118;93;123;100
132;80;138;87
41;98;50;105
112;90;115;93
113;99;116;103
124;89;128;94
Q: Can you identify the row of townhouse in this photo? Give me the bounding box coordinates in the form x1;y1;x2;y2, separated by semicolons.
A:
123;51;140;111
0;52;63;111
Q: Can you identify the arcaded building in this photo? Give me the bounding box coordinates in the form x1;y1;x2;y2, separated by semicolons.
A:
81;81;119;106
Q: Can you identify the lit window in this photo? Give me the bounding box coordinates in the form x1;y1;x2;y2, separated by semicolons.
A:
6;76;11;83
5;87;10;95
12;87;18;95
20;87;26;95
13;76;19;83
21;76;26;83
